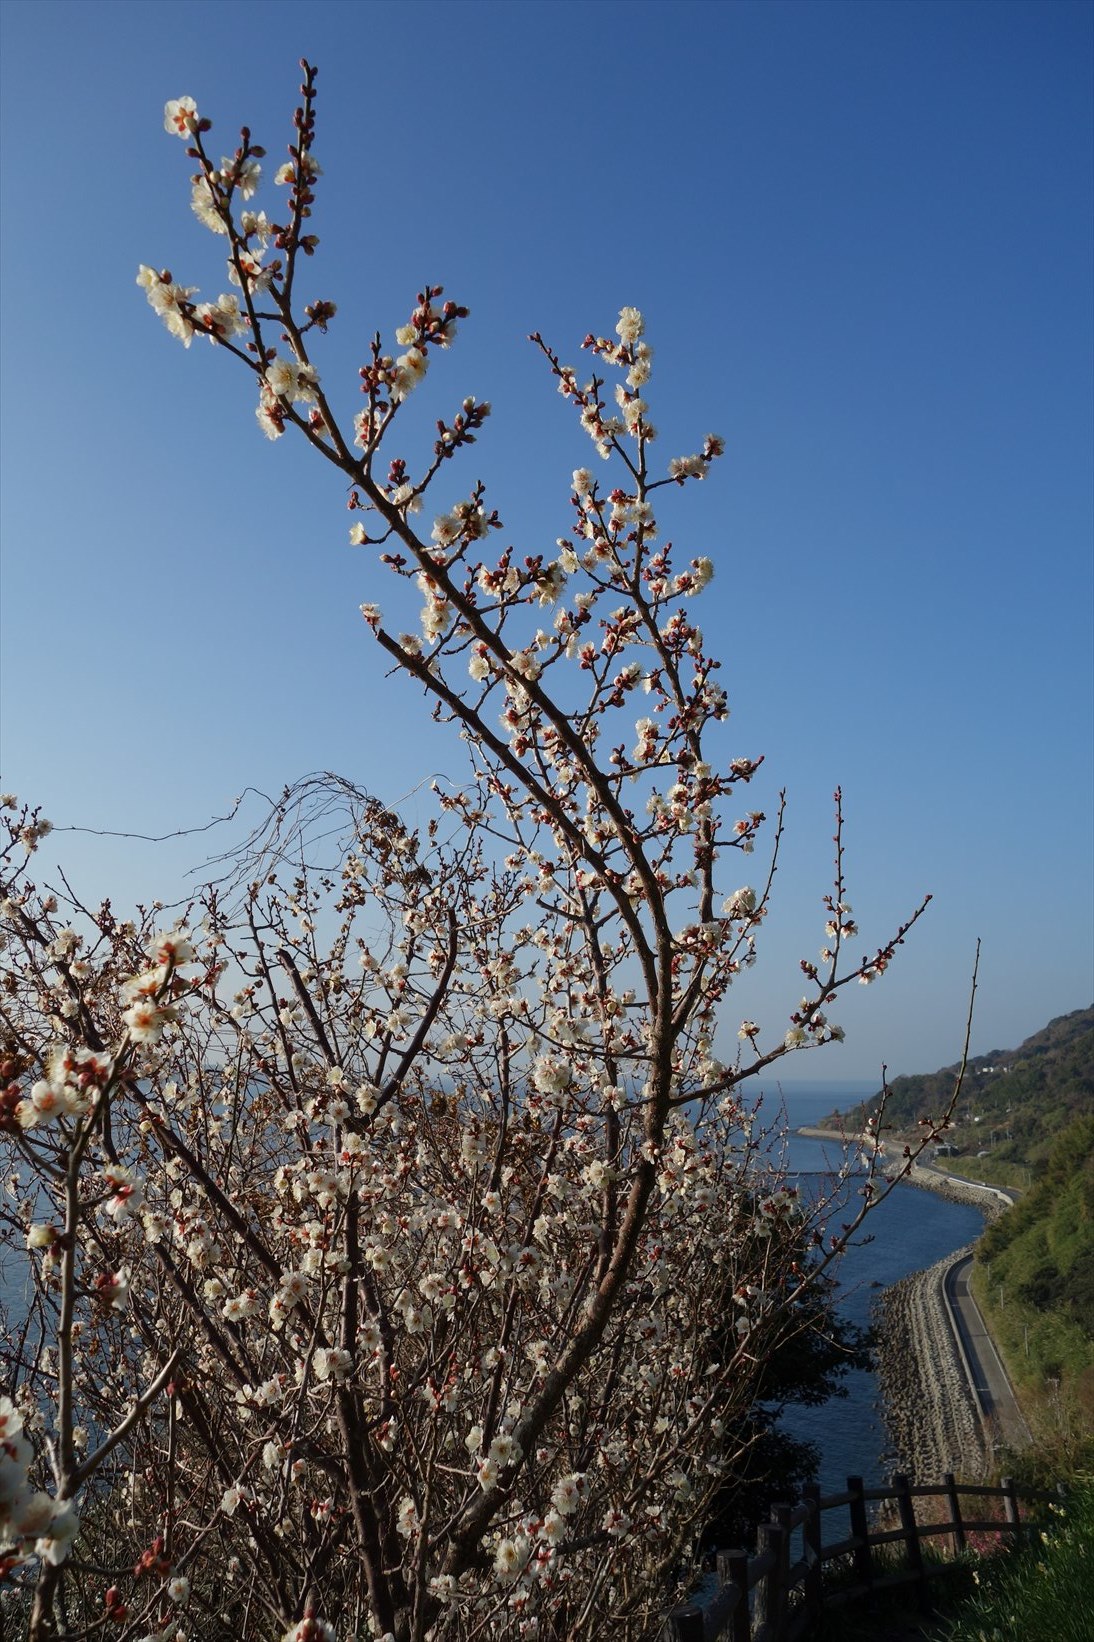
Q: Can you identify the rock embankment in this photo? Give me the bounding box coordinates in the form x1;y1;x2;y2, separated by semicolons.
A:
875;1248;988;1482
898;1163;1009;1218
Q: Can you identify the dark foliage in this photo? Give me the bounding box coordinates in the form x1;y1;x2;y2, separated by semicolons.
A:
703;1263;873;1548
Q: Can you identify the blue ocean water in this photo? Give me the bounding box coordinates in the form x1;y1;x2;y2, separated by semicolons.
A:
770;1084;984;1498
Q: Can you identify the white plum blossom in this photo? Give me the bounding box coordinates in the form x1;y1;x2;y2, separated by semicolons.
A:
136;266;197;347
34;1500;81;1566
539;1508;567;1545
493;1536;530;1583
96;1269;130;1312
164;97;199;136
221;1484;253;1516
122;998;178;1043
689;555;715;591
222;1290;258;1323
229;245;275;294
531;1055;571;1096
191;174;228;234
487;1432;522;1467
102;1165;144;1221
390;347;428;401
550;1472;587;1517
603;1506;632;1538
668;453;708;480
616;306;644;345
265;356;320;405
193;292;245;339
313;1347;353;1382
256;385;286;440
723;886;756;920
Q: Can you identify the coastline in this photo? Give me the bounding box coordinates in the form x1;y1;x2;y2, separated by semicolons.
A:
875;1244;988;1480
795;1125;870;1143
795;1128;1013;1216
874;1165;1011;1481
897;1161;1013;1216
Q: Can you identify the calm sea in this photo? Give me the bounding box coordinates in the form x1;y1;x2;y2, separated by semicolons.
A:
772;1082;984;1497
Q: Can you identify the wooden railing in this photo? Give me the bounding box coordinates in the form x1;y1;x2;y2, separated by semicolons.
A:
660;1472;1062;1642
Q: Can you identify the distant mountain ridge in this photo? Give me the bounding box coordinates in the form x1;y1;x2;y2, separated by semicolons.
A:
828;1006;1094;1172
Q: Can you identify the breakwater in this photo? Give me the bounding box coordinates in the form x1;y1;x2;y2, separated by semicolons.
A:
899;1162;1011;1216
874;1166;1010;1481
875;1246;988;1480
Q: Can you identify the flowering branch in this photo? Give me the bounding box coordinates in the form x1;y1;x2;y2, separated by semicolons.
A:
0;60;959;1642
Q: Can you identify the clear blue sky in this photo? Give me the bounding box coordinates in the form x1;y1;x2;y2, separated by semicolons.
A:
1;0;1091;1084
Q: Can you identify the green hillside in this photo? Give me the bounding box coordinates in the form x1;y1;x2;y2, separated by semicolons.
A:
824;1008;1094;1470
973;1113;1094;1470
828;1006;1094;1178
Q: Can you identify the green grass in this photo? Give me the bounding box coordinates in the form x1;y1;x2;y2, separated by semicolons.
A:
967;1116;1094;1472
932;1478;1094;1642
930;1154;1032;1193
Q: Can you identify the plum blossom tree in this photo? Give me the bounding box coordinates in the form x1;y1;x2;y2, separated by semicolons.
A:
0;62;947;1642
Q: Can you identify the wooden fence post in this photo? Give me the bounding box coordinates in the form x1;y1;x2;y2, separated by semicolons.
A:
1001;1476;1021;1545
802;1483;823;1625
943;1471;966;1556
774;1501;792;1623
847;1475;874;1590
893;1473;927;1608
755;1520;786;1636
659;1600;703;1642
717;1548;752;1642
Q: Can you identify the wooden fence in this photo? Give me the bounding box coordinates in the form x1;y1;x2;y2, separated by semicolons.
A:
660;1473;1062;1642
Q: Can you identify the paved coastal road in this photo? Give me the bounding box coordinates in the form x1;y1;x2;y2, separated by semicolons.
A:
914;1159;1019;1205
945;1254;1031;1451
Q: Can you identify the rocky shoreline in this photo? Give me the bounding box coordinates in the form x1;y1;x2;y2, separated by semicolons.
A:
874;1245;988;1481
873;1167;1006;1482
896;1162;1010;1218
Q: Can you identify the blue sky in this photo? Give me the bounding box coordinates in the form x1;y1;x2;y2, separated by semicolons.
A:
1;0;1091;1084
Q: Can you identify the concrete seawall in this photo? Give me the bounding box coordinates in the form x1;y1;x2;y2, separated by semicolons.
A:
875;1246;989;1480
874;1166;1011;1480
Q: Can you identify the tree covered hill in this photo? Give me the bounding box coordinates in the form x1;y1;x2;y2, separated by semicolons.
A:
826;1006;1094;1174
973;1112;1094;1466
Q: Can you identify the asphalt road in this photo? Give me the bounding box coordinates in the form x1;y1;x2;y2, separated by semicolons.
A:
915;1159;1020;1205
945;1253;1032;1451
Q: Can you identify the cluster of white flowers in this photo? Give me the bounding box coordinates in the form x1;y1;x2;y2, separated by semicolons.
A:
14;1043;112;1130
431;499;491;550
391;346;428;402
119;929;195;1043
257;356;322;441
136;264;199;347
0;1397;80;1567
